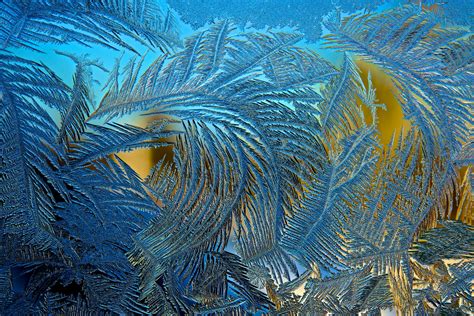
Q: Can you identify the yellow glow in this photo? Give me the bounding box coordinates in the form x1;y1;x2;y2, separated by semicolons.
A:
116;115;176;179
356;60;412;148
117;148;156;179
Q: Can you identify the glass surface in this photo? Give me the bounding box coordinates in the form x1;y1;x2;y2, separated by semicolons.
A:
1;1;472;315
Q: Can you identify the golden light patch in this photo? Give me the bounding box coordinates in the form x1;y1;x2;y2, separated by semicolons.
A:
117;148;156;179
356;60;412;148
116;115;176;179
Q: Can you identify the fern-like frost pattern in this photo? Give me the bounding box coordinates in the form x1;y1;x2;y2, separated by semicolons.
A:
0;0;472;315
